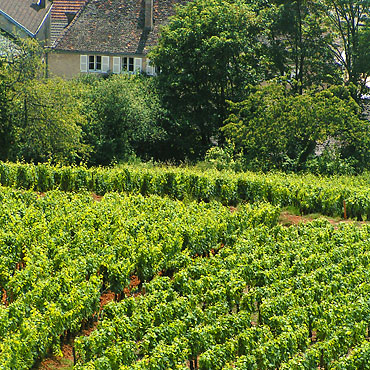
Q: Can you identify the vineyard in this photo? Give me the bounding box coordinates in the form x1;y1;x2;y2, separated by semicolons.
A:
1;162;370;369
2;161;370;219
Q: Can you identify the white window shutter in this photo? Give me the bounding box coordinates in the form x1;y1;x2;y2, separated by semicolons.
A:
134;58;142;73
113;57;121;74
102;56;110;73
80;55;88;72
146;58;155;76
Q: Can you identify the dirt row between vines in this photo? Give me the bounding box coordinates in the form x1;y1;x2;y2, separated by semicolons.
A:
279;210;369;228
36;194;368;369
38;275;141;370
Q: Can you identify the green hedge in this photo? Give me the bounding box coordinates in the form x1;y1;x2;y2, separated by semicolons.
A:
1;161;370;219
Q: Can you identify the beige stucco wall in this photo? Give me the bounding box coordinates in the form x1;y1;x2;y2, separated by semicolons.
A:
48;52;153;79
35;15;51;45
48;52;81;79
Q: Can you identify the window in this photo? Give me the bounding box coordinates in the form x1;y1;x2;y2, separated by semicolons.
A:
80;55;109;73
123;57;134;72
146;58;156;76
122;57;142;73
89;55;102;71
113;57;121;73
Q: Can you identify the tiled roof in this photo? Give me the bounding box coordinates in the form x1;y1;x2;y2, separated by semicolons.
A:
54;0;189;55
51;0;87;21
0;0;52;36
50;0;88;45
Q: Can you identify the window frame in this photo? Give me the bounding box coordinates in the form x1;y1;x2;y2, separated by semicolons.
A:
122;57;135;73
88;55;102;72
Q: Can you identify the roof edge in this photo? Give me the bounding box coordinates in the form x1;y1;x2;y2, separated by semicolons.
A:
0;9;34;36
50;49;147;57
35;3;53;37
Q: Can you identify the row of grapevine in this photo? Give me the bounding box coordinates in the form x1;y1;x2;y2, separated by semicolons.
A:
74;221;370;369
0;186;278;369
1;161;370;218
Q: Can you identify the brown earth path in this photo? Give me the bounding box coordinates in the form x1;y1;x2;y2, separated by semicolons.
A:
279;210;369;227
35;199;368;369
37;275;141;370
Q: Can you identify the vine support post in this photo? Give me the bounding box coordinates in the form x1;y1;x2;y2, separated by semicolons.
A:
343;200;347;220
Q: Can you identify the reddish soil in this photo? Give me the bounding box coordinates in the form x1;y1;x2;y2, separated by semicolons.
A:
123;275;142;298
279;211;368;228
99;290;115;311
39;342;74;370
91;193;103;202
37;289;118;369
311;330;317;343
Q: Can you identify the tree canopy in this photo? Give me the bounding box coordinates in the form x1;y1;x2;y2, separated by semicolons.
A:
150;0;268;158
222;83;370;171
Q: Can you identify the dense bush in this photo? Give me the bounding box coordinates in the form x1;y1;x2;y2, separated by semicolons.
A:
222;83;370;172
82;75;167;165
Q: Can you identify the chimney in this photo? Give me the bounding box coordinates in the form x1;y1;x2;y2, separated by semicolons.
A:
145;0;153;30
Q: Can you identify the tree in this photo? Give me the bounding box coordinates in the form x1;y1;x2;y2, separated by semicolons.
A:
149;0;267;159
222;83;370;171
0;37;44;161
0;69;10;160
266;0;339;94
83;75;166;165
324;0;370;94
10;78;89;163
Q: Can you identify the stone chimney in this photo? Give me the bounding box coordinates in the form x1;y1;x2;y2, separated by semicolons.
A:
145;0;153;30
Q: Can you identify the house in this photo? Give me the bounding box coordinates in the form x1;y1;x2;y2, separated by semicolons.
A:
0;0;53;45
50;0;88;46
48;0;189;79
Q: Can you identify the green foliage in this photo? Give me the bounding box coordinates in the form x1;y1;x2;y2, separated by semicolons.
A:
323;0;370;93
0;38;44;161
4;164;370;367
203;144;245;172
266;0;340;93
74;218;370;369
83;75;166;165
3;161;370;219
305;147;358;175
222;83;370;171
9;78;89;163
150;0;267;159
0;37;44;84
0;187;275;368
